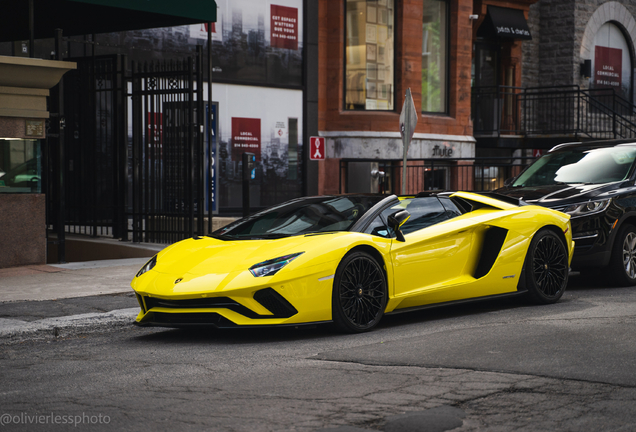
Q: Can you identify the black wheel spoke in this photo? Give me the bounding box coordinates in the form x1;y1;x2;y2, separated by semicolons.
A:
336;255;386;330
531;233;567;299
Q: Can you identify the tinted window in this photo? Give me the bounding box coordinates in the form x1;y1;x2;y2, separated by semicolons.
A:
215;195;385;239
513;146;636;186
365;212;393;238
438;196;464;217
380;197;455;236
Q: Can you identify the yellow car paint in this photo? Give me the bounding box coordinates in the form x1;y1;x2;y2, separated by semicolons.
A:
131;192;573;329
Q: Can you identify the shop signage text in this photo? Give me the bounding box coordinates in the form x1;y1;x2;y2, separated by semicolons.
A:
271;5;298;50
432;144;453;157
232;117;261;161
594;46;622;89
496;26;530;38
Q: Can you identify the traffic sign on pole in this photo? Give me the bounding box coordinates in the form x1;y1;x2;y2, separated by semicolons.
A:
310;136;325;160
399;88;418;194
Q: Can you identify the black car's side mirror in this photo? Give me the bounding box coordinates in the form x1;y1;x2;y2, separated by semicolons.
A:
388;210;410;242
503;177;515;187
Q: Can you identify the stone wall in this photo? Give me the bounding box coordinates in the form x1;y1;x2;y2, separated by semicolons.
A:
522;2;541;89
0;194;46;268
525;0;636;90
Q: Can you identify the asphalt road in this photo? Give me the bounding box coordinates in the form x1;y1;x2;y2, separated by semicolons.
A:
1;273;635;432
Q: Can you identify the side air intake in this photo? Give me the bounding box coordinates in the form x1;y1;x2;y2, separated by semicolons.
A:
474;227;508;279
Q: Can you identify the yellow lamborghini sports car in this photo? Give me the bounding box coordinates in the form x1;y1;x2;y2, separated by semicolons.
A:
131;192;574;333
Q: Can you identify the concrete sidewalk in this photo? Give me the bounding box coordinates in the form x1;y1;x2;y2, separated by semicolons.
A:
0;257;150;343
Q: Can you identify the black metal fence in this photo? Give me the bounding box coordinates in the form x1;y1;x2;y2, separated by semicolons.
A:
52;54;127;239
48;49;208;247
472;85;636;140
130;52;205;244
339;157;536;195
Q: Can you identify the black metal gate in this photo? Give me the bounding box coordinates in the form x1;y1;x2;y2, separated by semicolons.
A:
48;48;207;252
130;52;205;244
64;55;127;238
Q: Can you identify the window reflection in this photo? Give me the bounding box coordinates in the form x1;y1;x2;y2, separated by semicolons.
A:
422;0;448;113
0;139;41;193
345;0;395;110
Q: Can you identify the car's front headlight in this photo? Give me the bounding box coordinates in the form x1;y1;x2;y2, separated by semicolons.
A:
249;252;304;277
136;255;157;277
563;199;611;217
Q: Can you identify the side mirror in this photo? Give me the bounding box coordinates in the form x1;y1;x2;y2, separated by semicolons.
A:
503;177;515;187
387;209;410;242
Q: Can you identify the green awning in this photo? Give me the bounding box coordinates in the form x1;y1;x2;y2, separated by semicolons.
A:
69;0;216;23
1;0;217;42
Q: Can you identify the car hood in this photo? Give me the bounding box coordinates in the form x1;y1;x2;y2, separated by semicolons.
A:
151;234;328;277
496;182;624;206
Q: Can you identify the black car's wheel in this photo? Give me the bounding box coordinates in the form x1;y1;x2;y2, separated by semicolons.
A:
609;223;636;286
332;251;387;333
524;228;568;304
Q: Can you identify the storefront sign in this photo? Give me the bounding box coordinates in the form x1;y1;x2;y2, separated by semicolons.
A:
594;46;622;89
431;144;453;157
271;5;298;50
274;121;286;138
231;117;261;161
25;119;44;137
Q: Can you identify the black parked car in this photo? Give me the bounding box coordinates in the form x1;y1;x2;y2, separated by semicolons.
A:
496;140;636;286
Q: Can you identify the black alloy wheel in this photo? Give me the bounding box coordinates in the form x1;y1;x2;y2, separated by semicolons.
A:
332;251;387;333
525;228;568;304
609;223;636;286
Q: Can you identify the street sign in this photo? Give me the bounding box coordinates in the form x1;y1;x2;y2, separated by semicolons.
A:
310;136;325;160
399;88;418;194
533;149;544;158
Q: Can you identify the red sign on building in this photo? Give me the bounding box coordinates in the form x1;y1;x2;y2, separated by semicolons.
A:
310;137;325;160
271;5;298;50
594;46;622;90
231;117;261;161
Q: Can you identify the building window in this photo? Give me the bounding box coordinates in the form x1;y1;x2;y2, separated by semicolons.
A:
0;139;41;194
421;0;448;113
345;0;395;111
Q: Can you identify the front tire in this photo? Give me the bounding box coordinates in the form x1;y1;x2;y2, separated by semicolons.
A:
609;223;636;286
332;251;387;333
524;228;568;304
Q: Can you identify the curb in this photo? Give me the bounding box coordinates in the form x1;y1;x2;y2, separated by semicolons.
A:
0;308;139;344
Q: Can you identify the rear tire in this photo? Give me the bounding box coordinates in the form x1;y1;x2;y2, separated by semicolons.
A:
332;251;387;333
609;223;636;286
524;228;568;304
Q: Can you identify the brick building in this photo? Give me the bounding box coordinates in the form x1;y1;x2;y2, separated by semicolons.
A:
315;0;538;194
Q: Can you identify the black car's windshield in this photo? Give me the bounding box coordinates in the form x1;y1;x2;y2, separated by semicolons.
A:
214;195;385;240
512;146;636;187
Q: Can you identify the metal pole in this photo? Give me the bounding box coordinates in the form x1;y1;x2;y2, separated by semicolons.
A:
188;56;195;238
196;45;204;236
55;29;66;263
29;0;34;57
242;152;254;217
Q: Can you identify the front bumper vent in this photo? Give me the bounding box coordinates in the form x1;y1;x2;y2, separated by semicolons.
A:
254;288;298;318
139;289;297;320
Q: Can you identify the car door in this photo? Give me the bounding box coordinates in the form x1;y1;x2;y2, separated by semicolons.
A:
387;197;478;301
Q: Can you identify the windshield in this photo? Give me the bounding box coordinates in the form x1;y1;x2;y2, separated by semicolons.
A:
512;146;636;187
213;195;385;240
